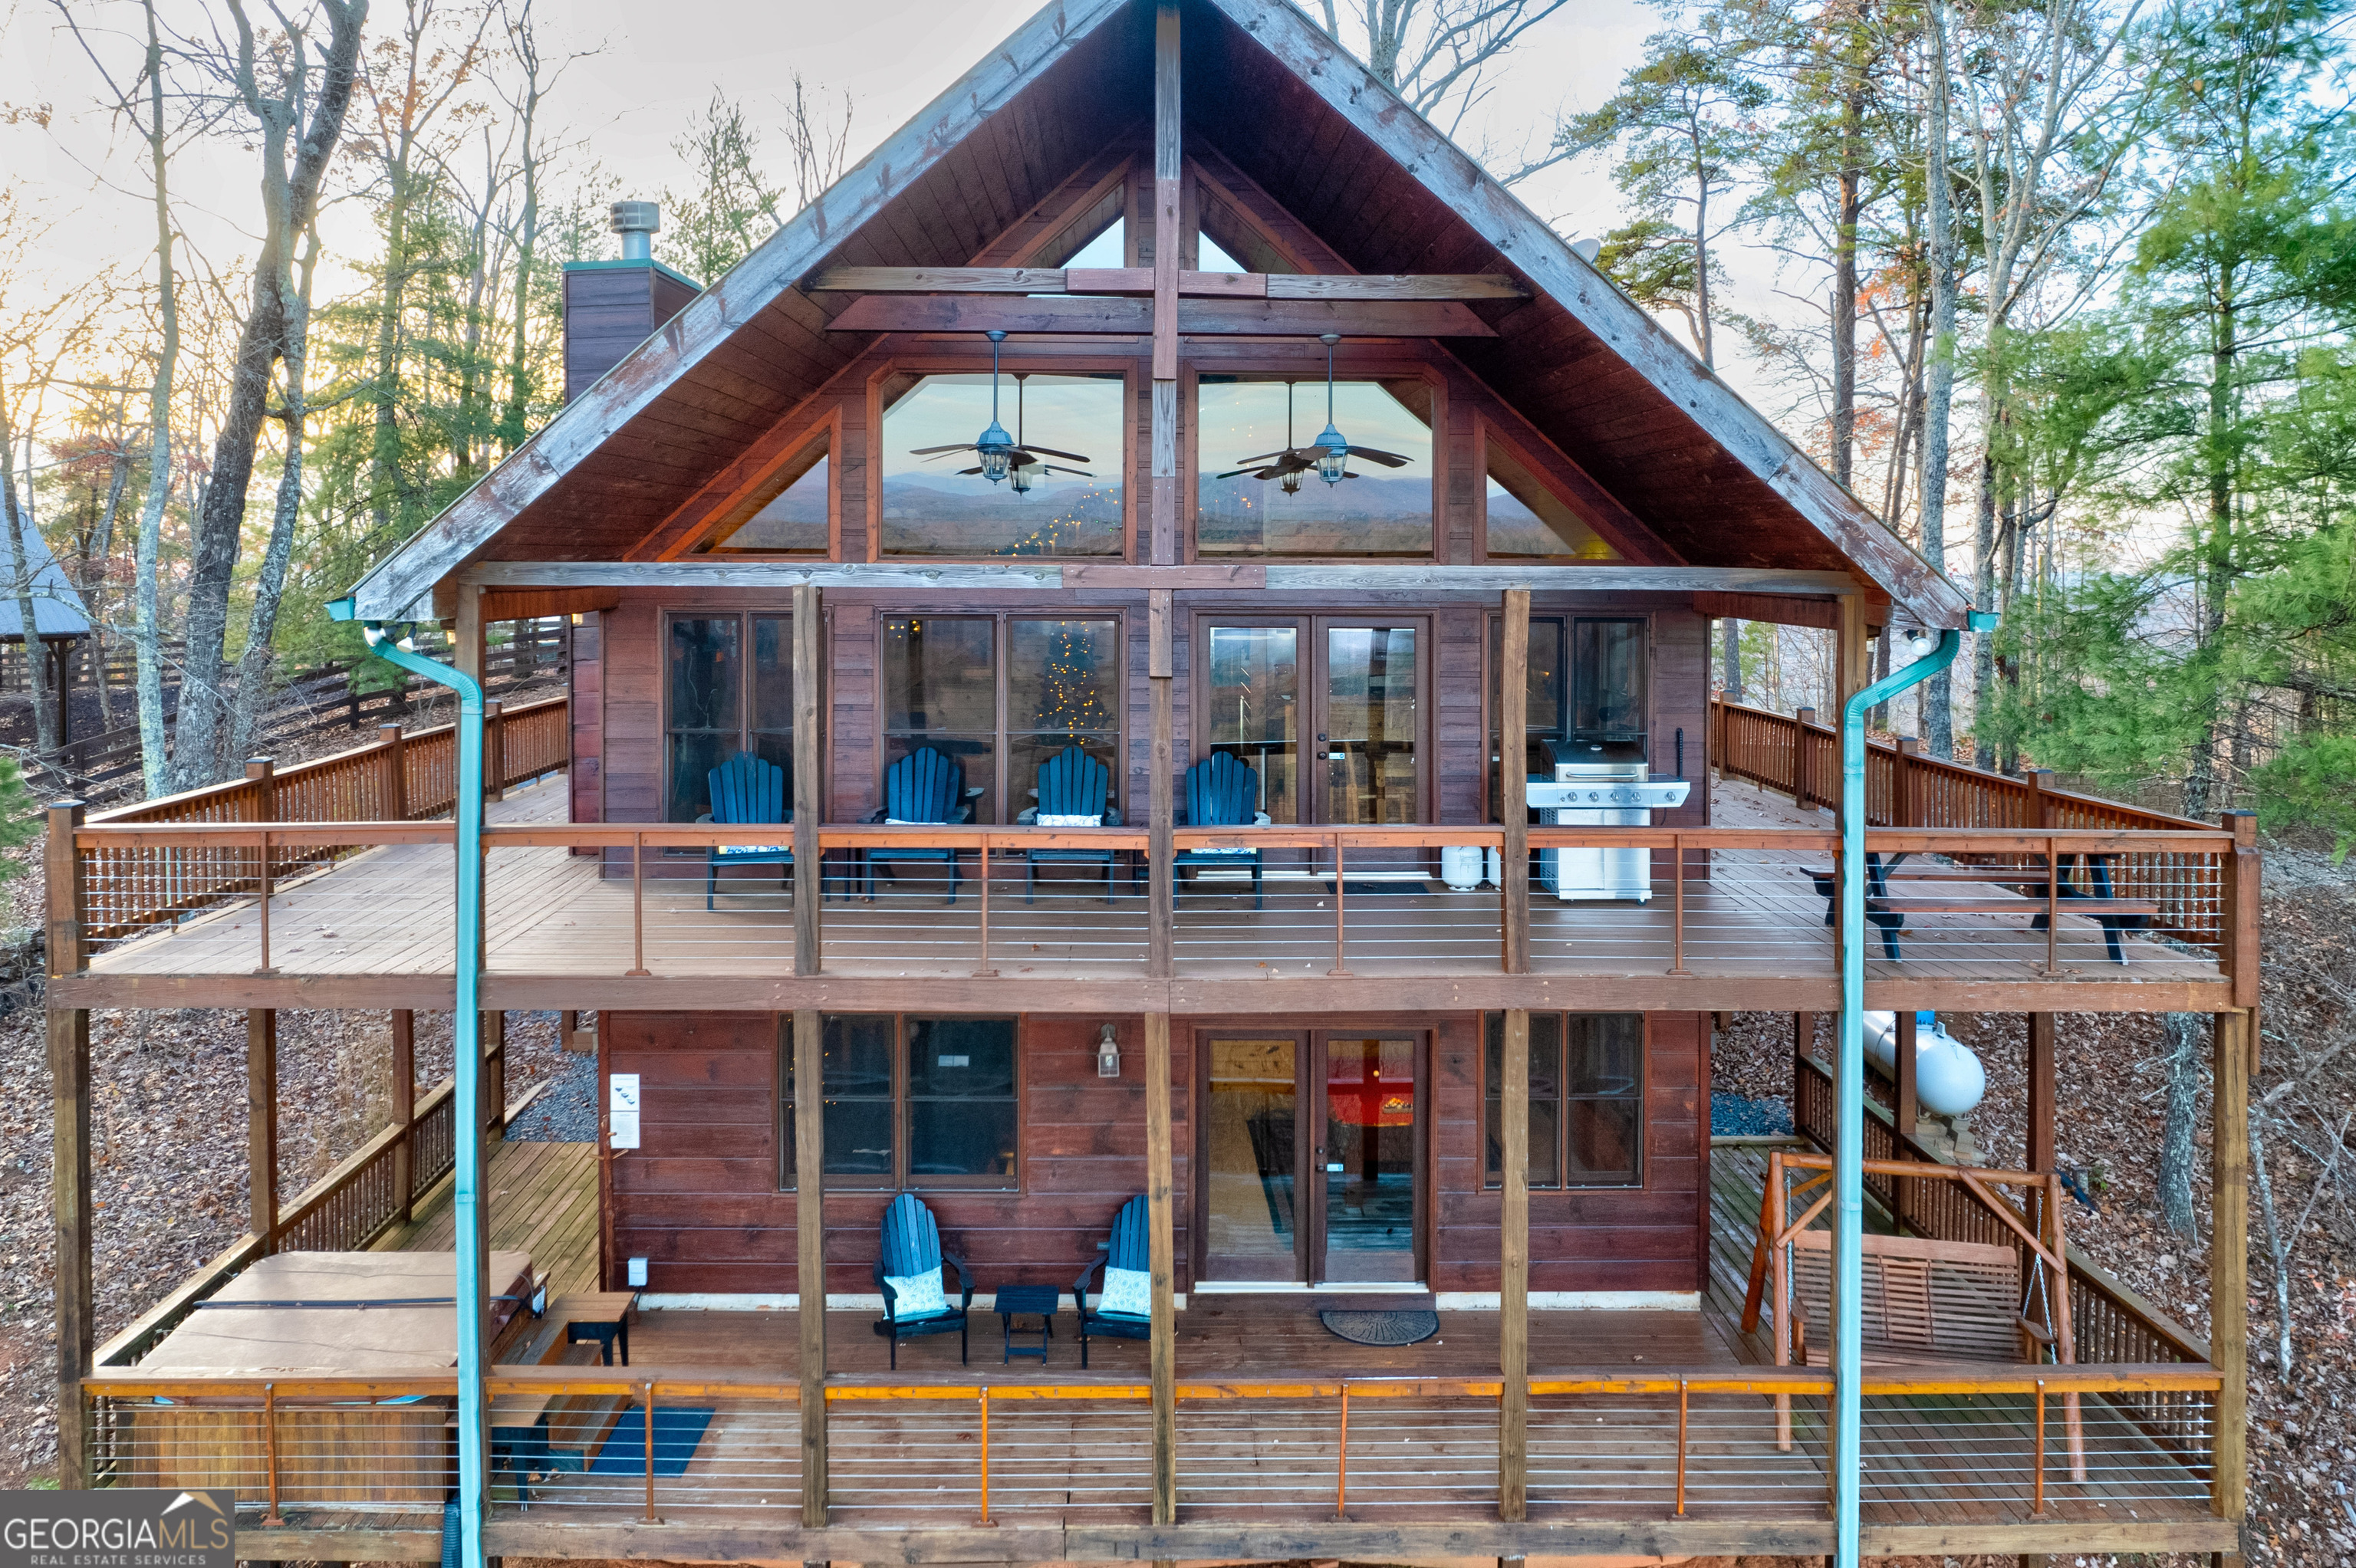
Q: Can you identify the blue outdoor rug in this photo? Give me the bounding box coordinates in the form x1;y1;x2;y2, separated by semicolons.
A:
588;1405;716;1476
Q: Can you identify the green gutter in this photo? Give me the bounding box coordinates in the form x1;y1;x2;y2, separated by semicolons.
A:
328;597;489;1568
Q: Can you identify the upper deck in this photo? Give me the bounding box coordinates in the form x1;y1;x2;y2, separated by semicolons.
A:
51;699;2252;1017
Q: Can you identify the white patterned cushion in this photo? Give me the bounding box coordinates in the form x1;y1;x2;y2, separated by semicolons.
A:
1037;814;1103;827
716;843;788;856
1098;1266;1151;1317
885;1270;949;1319
1190;845;1256;856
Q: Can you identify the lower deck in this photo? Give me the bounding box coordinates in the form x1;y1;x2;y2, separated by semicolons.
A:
95;1138;2227;1562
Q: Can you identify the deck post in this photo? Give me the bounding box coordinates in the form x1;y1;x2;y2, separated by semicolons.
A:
2224;810;2260;1014
1792;1011;1816;1117
484;1008;508;1135
2210;1008;2249;1540
1793;708;1816;808
456;581;485;686
1501;590;1530;974
392;1009;416;1221
1149;590;1174;978
1146;1010;1177;1524
1498;1008;1529;1521
792;584;822;972
379;722;409;820
248;1009;280;1254
794;1007;828;1527
47;800;90;1487
2027;1013;2055;1173
1893;1008;1917;1142
1894;736;1920;827
1834;594;1870;810
485;699;506;803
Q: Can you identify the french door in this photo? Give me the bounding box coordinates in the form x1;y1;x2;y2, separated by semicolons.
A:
1197;616;1427;828
1197;1031;1425;1284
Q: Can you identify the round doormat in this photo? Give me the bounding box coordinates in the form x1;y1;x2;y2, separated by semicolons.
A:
1318;1309;1440;1346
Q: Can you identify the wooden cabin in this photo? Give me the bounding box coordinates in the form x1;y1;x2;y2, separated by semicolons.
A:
44;1;2252;1563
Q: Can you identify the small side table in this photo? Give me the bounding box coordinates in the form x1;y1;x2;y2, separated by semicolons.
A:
552;1290;638;1366
995;1284;1060;1365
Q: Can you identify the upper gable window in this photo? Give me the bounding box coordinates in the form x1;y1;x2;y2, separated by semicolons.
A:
1482;435;1620;560
1196;377;1433;558
880;373;1126;557
694;430;829;555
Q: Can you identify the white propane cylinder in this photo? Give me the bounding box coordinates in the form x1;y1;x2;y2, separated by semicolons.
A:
1861;1011;1987;1118
1441;846;1485;892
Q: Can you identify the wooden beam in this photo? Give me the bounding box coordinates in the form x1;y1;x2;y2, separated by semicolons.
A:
1835;593;1869;817
823;294;1497;337
795;1006;828;1527
2210;1008;2249;1530
462;560;1866;596
248;1009;279;1253
1152;3;1181;566
1691;590;1841;631
1148;592;1174;975
454;582;485;688
1501;591;1530;975
2027;1013;2055;1174
792;586;822;975
48;800;90;1486
1498;1008;1530;1522
1145;1011;1176;1525
804;265;1525;300
391;1009;416;1223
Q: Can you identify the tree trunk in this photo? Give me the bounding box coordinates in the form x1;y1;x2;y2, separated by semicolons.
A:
1721;617;1742;703
0;403;58;754
1831;89;1864;488
1920;0;1959;763
87;451;129;733
2182;261;2237;820
2157;1011;2202;1238
133;0;180;798
229;231;320;764
1971;449;1999;770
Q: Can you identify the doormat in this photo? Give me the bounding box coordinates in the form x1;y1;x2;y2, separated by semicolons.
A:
588;1405;717;1476
1324;880;1433;896
1319;1309;1441;1346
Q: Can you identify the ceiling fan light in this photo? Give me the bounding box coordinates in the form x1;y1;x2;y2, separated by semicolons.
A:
976;419;1015;483
1312;421;1350;485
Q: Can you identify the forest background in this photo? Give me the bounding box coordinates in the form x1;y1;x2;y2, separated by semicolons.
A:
0;0;2348;839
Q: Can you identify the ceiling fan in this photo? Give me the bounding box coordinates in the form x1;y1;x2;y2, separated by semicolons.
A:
957;374;1093;496
1219;334;1411;488
908;330;1091;485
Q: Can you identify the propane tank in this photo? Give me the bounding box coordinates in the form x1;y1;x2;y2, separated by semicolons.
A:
1861;1010;1986;1118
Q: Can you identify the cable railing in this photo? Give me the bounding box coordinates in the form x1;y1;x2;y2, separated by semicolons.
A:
62;817;2249;988
80;1360;2219;1531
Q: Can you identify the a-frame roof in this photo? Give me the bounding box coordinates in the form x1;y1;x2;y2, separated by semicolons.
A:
348;0;1973;629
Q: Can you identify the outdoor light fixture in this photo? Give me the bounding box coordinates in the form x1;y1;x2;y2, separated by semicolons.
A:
1097;1023;1121;1079
1908;629;1935;653
909;331;1091;485
1312;334;1353;485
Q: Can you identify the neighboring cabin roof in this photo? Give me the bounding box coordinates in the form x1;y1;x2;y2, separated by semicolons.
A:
0;521;93;638
347;0;1974;630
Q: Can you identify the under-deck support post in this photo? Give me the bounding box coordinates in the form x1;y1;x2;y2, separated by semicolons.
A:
1149;591;1174;978
248;1009;280;1254
392;1009;416;1221
483;1009;507;1135
795;1007;828;1527
47;800;90;1487
1498;1008;1529;1520
2211;1008;2249;1543
1146;1011;1176;1524
793;584;822;972
1894;1008;1918;1142
2027;1013;2055;1174
1501;590;1530;974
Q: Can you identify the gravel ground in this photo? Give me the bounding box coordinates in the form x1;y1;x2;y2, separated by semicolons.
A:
1710;1090;1793;1136
506;1022;597;1142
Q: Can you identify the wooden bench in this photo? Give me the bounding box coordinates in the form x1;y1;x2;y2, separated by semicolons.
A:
1804;855;2157;963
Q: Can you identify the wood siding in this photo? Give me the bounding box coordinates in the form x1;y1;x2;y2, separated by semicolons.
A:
568;612;604;824
606;1008;1705;1299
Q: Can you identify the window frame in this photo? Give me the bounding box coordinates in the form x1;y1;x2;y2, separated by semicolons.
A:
1472;413;1627;564
1480;1011;1649;1190
874;606;1130;827
866;354;1140;564
673;411;841;558
778;1012;1025;1192
1184;357;1447;564
660;608;798;823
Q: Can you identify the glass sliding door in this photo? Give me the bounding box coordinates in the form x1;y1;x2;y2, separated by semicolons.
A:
1319;1036;1420;1282
1205;625;1301;823
1322;625;1419;825
665;613;794;822
1202;1036;1305;1280
883;616;998;820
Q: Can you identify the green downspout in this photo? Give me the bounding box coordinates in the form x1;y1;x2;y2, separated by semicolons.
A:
328;600;489;1568
1831;608;1992;1568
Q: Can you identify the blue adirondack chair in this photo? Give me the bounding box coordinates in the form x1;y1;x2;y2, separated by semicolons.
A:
872;1192;974;1368
704;751;794;912
1071;1194;1153;1368
1025;745;1123;904
1173;753;1264;909
863;746;969;904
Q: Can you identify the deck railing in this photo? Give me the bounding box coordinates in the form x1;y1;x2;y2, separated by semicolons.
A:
1791;1050;2216;1467
74;695;567;942
64;818;2252;991
80;1360;2219;1530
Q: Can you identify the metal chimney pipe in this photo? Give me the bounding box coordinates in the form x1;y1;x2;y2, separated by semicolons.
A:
610;200;660;263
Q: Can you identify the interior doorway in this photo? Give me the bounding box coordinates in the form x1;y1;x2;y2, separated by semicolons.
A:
1196;1030;1426;1284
